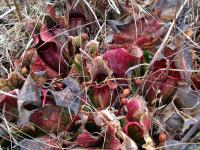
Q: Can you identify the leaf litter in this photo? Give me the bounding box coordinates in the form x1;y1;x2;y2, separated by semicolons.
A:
0;0;200;149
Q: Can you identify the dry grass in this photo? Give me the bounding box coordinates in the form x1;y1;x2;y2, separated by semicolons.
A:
0;0;200;149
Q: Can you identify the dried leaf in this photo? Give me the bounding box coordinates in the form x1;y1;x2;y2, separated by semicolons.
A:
142;133;155;150
18;71;47;124
174;85;200;116
157;0;182;21
52;77;82;115
165;112;184;136
173;85;200;132
0;72;24;92
15;136;61;150
162;139;198;150
88;56;113;82
20;48;36;68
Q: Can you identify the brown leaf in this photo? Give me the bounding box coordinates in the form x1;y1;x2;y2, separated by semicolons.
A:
0;72;24;92
18;48;36;68
157;0;182;21
88;56;113;82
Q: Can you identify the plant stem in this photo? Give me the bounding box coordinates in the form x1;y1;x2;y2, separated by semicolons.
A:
13;0;22;21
